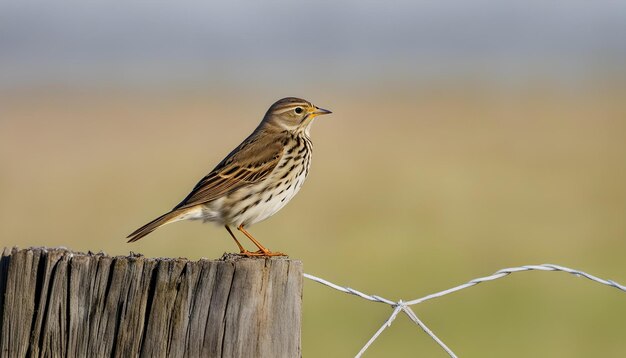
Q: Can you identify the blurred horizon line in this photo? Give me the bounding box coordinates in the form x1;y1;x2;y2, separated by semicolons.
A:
2;68;625;95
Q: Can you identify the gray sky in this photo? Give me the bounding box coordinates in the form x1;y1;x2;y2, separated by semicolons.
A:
1;0;625;87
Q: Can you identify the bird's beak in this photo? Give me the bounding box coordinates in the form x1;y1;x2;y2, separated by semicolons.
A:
309;106;332;118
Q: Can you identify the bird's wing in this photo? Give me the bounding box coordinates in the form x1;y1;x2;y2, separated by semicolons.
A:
173;132;285;210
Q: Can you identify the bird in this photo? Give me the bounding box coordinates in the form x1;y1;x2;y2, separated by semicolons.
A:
127;97;332;256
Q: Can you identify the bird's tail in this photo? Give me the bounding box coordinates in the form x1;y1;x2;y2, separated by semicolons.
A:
127;210;183;243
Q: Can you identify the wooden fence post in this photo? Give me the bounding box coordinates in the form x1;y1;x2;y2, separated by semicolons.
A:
0;247;302;357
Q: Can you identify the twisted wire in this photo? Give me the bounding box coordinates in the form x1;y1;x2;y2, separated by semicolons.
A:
304;264;625;357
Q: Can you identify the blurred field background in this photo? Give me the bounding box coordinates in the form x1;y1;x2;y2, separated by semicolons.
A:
1;1;626;356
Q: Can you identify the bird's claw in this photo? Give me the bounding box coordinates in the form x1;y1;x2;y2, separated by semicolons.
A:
238;249;287;257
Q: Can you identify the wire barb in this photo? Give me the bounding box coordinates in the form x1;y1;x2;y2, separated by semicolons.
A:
304;264;625;357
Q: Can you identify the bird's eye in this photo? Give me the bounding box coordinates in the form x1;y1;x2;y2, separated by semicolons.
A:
294;107;303;114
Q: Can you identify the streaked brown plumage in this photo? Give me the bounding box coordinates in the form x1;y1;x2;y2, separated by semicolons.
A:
127;97;331;256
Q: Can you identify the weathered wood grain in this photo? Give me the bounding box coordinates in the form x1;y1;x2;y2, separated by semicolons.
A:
0;247;302;357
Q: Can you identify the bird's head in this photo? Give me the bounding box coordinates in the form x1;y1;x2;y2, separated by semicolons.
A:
263;97;331;135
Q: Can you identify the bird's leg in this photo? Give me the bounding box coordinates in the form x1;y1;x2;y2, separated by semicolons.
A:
237;225;286;257
224;225;251;255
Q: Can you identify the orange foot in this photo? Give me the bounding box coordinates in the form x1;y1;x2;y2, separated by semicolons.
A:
238;249;287;257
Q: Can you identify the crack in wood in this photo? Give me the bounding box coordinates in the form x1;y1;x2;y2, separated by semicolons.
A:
0;247;302;357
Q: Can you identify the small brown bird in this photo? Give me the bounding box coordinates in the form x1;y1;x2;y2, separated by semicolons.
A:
127;97;331;256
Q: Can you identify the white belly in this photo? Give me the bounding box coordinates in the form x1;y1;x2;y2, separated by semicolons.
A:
236;173;306;226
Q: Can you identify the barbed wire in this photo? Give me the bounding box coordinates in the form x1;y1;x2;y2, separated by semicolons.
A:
304;264;626;357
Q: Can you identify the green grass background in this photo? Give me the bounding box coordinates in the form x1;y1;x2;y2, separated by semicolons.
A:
1;83;625;356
